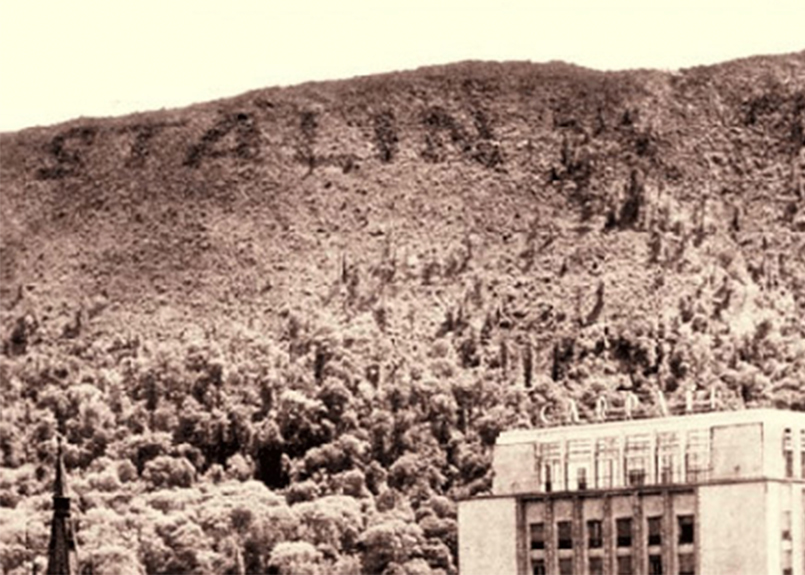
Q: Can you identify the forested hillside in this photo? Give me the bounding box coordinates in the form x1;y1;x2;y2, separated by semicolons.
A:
1;51;805;574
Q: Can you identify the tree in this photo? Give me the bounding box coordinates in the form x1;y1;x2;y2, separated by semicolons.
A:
294;495;364;552
142;455;196;489
358;519;426;575
267;541;324;575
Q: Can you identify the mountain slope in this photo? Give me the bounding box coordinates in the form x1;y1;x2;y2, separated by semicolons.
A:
1;52;805;574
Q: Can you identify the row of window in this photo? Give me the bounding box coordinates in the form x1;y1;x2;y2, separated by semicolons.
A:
535;431;710;492
541;457;709;492
532;552;695;575
530;515;695;551
782;428;805;479
533;426;805;494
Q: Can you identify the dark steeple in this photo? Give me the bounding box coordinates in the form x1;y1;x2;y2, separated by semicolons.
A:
47;436;76;575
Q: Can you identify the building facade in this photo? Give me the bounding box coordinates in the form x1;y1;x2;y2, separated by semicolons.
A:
458;408;805;575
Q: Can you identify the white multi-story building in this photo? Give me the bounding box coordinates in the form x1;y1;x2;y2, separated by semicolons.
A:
458;408;805;575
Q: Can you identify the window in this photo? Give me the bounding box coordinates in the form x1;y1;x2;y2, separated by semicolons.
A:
784;429;794;478
647;516;662;546
800;430;805;478
598;457;615;488
596;437;620;488
617;518;632;547
577;466;588;490
617;555;633;575
649;554;663;575
532;559;546;575
628;468;647;486
537;441;562;492
625;434;651;486
657;432;680;484
558;558;573;575
530;523;545;550
678;515;695;545
557;521;573;549
685;429;710;482
589;557;604;575
783;511;792;541
659;456;675;483
545;460;562;493
587;519;603;548
783;549;793;575
568;438;592;491
678;552;695;575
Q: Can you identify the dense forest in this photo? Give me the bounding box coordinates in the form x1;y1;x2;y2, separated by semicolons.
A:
1;51;805;574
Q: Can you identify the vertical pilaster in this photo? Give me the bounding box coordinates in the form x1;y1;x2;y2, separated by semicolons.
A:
798;487;805;575
633;492;645;575
694;487;702;575
663;489;674;575
516;499;528;575
795;436;804;575
604;495;614;575
546;498;556;575
574;496;585;575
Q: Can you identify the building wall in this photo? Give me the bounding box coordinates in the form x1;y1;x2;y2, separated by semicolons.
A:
519;490;696;575
461;480;805;575
710;423;763;479
493;441;538;495
766;481;805;575
698;482;769;575
794;486;804;575
494;409;805;498
458;497;519;575
765;419;787;479
461;410;805;575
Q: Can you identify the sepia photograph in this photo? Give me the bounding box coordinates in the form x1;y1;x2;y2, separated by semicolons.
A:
1;1;804;573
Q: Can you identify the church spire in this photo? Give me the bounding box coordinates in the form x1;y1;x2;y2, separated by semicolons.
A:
47;436;76;575
53;436;67;498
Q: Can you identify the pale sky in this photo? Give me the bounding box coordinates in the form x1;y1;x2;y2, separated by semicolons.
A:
1;0;803;132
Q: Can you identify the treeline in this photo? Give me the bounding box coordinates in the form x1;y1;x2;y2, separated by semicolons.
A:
2;272;805;575
0;322;506;575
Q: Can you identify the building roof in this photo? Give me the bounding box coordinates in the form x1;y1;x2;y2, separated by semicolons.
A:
496;408;805;445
